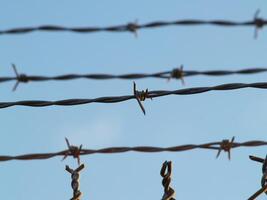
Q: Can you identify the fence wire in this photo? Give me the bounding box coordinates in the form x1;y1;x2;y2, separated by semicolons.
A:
1;82;267;114
0;138;266;162
0;11;266;37
3;65;267;91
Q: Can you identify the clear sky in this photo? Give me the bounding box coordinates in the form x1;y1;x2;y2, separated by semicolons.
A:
1;1;267;200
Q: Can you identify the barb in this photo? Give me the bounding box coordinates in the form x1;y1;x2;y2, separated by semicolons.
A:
133;81;151;115
161;161;175;200
1;66;267;88
11;64;29;91
0;138;267;162
1;13;267;36
66;164;85;200
1;81;267;111
62;138;83;165
216;136;235;160
254;9;264;39
248;155;267;200
169;65;185;85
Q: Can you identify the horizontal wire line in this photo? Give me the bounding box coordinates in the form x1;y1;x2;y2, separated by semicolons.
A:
2;67;267;83
1;82;267;109
1;139;266;162
0;16;266;35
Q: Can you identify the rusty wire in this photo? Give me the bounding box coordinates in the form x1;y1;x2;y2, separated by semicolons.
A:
66;164;85;200
1;82;267;115
0;138;267;162
248;155;267;200
62;138;83;166
161;161;175;200
3;64;267;91
0;10;266;37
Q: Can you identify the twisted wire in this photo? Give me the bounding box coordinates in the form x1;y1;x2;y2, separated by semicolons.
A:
248;155;267;200
0;15;266;36
2;66;267;84
1;82;267;110
0;139;267;162
161;161;175;200
66;164;85;200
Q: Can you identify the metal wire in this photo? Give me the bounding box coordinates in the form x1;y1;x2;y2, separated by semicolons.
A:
1;82;267;114
0;11;266;37
0;138;267;162
161;161;175;200
66;164;85;200
4;65;267;91
248;155;267;200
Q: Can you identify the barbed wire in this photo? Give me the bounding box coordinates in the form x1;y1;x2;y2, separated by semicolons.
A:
0;10;266;38
1;138;267;162
4;64;267;91
1;81;267;115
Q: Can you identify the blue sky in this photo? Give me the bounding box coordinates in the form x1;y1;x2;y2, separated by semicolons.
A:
1;1;267;199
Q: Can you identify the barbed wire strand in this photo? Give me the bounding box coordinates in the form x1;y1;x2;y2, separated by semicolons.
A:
0;10;266;38
4;64;267;91
1;82;267;115
1;138;267;162
248;155;267;200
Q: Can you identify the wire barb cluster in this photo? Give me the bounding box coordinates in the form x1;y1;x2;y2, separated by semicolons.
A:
161;161;175;200
12;64;29;91
133;82;151;115
248;155;267;200
1;82;267;114
0;12;266;37
62;138;83;165
66;164;85;200
169;65;185;85
216;137;235;160
0;138;267;162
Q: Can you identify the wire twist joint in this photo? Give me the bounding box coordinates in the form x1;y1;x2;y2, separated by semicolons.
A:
66;164;85;200
161;161;175;200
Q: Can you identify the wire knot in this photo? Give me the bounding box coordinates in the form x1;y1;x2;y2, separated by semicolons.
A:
254;9;264;39
136;88;149;101
169;65;185;85
216;136;235;160
160;161;175;200
17;73;29;82
127;20;138;37
12;64;29;91
66;164;85;200
63;138;83;165
133;81;151;115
